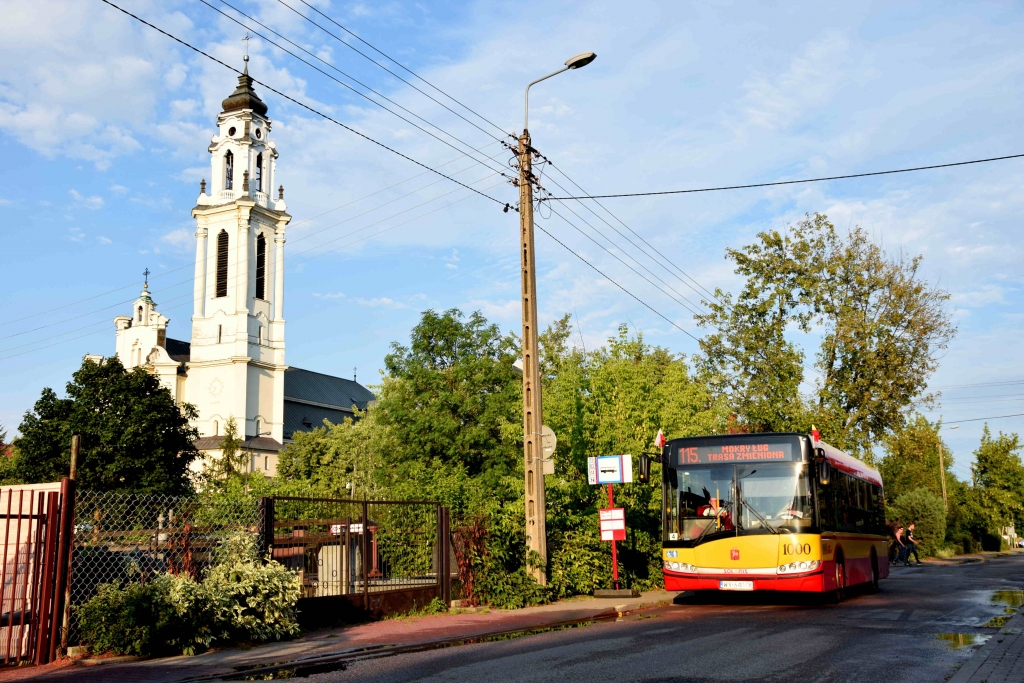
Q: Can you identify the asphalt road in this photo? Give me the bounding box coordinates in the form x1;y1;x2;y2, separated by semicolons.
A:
305;554;1024;683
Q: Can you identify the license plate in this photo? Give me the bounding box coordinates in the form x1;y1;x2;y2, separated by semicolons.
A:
720;580;754;591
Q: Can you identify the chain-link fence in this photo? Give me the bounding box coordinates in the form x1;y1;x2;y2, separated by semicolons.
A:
68;490;258;646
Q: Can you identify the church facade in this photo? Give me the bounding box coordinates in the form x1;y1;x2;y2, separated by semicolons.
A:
102;60;373;475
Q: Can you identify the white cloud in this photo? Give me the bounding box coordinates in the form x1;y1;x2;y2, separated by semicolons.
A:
68;189;103;209
96;235;112;244
0;199;13;206
109;184;128;194
313;292;346;299
160;227;192;251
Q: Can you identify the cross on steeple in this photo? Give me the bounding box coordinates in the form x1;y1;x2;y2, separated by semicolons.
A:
143;268;151;288
242;31;251;58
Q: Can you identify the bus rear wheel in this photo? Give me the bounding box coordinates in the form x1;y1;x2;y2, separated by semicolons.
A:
869;551;880;593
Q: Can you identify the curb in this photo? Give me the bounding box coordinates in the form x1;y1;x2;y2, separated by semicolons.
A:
947;608;1024;683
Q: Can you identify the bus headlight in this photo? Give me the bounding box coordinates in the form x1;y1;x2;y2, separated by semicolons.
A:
664;562;697;573
778;560;820;574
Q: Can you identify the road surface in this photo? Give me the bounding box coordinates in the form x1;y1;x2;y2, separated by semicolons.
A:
306;555;1024;683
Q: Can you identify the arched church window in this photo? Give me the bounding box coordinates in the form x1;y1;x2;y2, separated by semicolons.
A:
216;230;229;297
255;234;266;300
255;153;263;193
264;456;269;471
217;324;222;344
224;150;234;190
137;306;143;323
256;418;262;435
213;420;219;437
257;326;263;345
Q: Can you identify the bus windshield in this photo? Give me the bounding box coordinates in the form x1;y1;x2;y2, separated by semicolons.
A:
666;462;814;544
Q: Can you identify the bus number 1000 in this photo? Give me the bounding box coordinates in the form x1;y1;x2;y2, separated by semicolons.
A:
782;543;812;556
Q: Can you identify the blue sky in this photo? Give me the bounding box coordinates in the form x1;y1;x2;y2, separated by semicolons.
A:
2;0;1023;479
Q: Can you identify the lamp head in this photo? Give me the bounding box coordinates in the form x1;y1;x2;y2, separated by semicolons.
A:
565;52;596;69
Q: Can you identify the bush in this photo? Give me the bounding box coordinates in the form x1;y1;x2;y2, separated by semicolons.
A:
947;531;980;555
77;581;179;657
891;487;947;556
203;534;302;642
981;532;1007;552
78;534;300;657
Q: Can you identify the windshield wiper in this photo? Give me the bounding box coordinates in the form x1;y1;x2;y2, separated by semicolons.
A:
740;498;779;534
692;506;728;546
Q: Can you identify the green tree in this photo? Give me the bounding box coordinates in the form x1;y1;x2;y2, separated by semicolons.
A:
697;213;955;455
879;414;954;503
276;411;382;499
377;308;521;482
15;357;199;494
202;416;245;483
972;426;1024;533
891;487;946;556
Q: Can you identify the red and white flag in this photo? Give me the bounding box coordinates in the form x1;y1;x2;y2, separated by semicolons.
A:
654;429;666;448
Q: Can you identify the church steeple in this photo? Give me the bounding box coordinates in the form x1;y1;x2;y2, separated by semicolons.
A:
188;59;291;446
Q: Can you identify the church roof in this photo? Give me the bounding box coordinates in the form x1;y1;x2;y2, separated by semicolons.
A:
221;59;268;117
283;367;375;410
165;337;192;363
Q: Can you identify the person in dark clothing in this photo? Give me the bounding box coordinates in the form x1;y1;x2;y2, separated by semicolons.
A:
887;520;901;564
894;526;909;565
904;523;922;565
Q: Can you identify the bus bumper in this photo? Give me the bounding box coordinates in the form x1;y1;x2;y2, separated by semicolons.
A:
664;570;825;592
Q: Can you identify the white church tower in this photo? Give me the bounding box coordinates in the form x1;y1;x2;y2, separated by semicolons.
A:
107;58;377;477
188;55;290;446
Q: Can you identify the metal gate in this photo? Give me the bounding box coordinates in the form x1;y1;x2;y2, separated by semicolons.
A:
0;479;76;665
262;497;451;622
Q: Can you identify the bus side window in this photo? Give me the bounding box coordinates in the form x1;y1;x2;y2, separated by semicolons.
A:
816;475;836;532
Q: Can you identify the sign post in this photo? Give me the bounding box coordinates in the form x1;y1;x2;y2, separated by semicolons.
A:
589;455;632;593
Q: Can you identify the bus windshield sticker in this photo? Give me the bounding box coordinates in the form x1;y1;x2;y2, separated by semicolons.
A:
677;442;794;465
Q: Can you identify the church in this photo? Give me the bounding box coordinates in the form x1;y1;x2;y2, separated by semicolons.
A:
99;58;374;476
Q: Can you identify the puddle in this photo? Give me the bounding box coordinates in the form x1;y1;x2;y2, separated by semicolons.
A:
984;615;1011;628
221;615;614;680
936;633;990;649
992;590;1024;609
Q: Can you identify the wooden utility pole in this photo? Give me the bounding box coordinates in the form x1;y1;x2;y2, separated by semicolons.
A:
519;130;547;585
938;442;948;510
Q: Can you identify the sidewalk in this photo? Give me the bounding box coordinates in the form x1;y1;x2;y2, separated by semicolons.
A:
0;591;675;683
948;608;1024;683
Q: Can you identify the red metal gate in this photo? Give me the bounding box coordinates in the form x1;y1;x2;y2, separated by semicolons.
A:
0;479;76;665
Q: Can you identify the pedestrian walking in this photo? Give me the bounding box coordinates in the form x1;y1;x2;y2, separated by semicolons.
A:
894;525;909;565
904;523;922;565
887;520;900;564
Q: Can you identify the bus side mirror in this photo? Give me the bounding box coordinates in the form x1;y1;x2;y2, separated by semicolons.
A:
817;460;832;486
638;455;652;484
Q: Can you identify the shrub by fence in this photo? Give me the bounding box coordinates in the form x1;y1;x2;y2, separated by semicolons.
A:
68;490;258;646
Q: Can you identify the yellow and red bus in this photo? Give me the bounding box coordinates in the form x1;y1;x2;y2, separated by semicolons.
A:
661;432;888;599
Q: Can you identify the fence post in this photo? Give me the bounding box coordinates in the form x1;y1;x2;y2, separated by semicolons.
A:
441;507;451;606
49;478;76;661
257;497;274;561
361;499;369;611
34;492;60;665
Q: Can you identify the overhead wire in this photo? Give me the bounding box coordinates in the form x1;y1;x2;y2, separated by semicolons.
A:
202;0;510;180
0;137;501;334
541;153;1024;200
0;176;506;363
533;220;701;344
284;0;510;139
0;144;505;344
98;0;512;211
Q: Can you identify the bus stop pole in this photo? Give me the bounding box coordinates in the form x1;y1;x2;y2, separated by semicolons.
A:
608;484;619;590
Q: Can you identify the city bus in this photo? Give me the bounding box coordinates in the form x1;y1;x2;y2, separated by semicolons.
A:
661;432;888;599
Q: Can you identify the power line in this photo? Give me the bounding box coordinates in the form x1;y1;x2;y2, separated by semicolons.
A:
541;157;721;304
541;153;1024;201
0;138;500;333
0;178;505;363
284;0;509;139
933;379;1024;390
98;0;512;211
944;413;1024;425
202;0;509;180
0;147;504;343
533;220;701;344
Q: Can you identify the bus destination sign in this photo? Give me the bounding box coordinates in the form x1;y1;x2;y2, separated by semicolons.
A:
676;442;794;465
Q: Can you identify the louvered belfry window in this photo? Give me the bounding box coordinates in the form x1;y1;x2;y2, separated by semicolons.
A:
255;153;263;193
256;233;266;299
216;230;229;297
224;150;234;190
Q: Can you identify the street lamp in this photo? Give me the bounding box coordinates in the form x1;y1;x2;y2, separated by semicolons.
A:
517;51;595;586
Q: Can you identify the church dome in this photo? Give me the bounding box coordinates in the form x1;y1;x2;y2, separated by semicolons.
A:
221;57;268;117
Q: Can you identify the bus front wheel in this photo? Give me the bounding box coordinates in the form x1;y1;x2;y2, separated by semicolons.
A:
830;553;846;603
